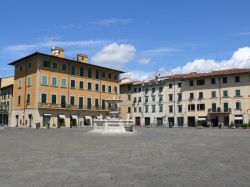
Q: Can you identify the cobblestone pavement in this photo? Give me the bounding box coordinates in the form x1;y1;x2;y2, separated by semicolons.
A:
0;127;249;187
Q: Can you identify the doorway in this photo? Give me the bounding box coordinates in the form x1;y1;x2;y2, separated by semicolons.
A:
211;116;218;127
145;117;150;127
135;117;141;126
168;117;175;127
157;118;163;127
188;117;195;127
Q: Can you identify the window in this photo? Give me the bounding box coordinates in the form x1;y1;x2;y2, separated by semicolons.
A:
102;85;106;92
96;70;100;79
52;62;57;69
198;92;203;99
212;103;216;112
169;84;173;88
108;73;112;79
52;77;57;86
133;97;137;103
189;80;194;86
197;104;205;111
27;76;31;86
87;98;91;109
224;102;229;112
134;87;137;93
139;107;142;113
102;72;106;78
235;90;241;97
138;97;142;102
211;78;216;84
178;105;182;113
62;64;67;71
108;85;112;93
190;93;194;99
152;88;155;92
152;105;156;113
51;94;56;104
223;90;228;97
79;81;84;89
27;93;30;104
145;105;149;113
134;107;137;113
145;88;148;93
197;79;205;86
28;62;32;69
88;82;92;90
128;107;131;113
70;96;75;105
95;98;99;108
178;82;182;88
145;96;148;103
152;95;155;102
70;66;76;75
159;87;163;92
102;99;105;110
114;86;117;93
235;76;240;83
18;79;22;88
80;67;84;77
128;94;131;100
43;60;51;68
169;105;173;113
188;104;195;111
61;78;67;88
88;68;92;78
41;75;48;85
159;95;163;102
236;101;241;110
114;75;118;80
95;84;99;91
19;65;23;72
159;104;163;112
70;80;75;88
211;91;216;98
178;93;182;101
169;94;173;101
138;87;142;92
18;95;21;105
222;77;227;84
41;93;47;104
79;97;83;109
61;95;66;108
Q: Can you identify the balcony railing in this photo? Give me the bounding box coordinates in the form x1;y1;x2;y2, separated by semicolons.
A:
208;108;231;113
38;103;109;111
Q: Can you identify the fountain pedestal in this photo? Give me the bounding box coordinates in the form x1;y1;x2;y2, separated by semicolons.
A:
93;99;134;134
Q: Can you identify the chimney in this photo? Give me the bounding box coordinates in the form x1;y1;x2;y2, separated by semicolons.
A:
76;54;88;63
51;47;64;58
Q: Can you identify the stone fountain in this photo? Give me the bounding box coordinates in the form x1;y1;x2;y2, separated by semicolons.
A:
92;99;134;134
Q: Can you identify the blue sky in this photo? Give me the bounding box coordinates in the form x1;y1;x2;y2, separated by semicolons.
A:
1;0;250;79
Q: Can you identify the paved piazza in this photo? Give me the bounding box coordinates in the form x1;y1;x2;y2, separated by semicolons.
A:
0;127;249;187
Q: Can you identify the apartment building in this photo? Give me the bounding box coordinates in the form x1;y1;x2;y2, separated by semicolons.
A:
9;47;123;128
0;76;14;126
119;79;133;119
120;68;250;127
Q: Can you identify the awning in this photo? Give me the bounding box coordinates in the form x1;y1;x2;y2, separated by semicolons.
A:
43;113;51;116
198;117;207;121
58;115;66;119
71;115;77;119
235;116;243;120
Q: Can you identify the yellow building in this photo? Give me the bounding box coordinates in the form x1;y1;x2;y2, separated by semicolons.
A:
9;47;124;128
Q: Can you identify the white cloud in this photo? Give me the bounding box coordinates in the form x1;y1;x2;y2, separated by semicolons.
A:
142;47;180;56
91;43;136;68
138;58;150;65
4;39;111;54
170;47;250;74
121;71;155;81
92;18;131;26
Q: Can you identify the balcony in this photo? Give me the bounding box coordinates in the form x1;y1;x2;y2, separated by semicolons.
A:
208;107;231;114
0;106;9;112
38;103;109;111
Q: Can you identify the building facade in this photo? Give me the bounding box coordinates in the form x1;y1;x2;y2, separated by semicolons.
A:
0;76;14;126
9;47;123;128
120;69;250;127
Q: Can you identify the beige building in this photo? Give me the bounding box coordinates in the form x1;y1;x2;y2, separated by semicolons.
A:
0;76;14;126
120;68;250;127
9;47;123;128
